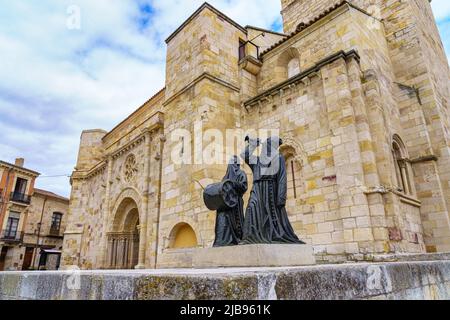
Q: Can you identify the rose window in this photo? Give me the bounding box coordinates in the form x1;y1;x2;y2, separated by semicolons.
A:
124;154;138;183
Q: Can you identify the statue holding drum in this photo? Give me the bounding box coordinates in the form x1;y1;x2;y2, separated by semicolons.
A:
203;136;304;247
203;156;248;247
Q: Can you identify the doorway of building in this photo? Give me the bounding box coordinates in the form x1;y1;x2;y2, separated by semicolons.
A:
22;247;34;270
0;247;8;271
107;198;140;269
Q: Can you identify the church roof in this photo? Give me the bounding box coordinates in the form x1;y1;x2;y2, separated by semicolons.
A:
260;0;375;57
33;188;69;202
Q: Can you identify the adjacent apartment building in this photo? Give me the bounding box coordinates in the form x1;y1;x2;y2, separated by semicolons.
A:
0;158;69;271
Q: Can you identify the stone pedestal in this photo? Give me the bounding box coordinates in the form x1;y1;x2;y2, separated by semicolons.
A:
192;244;316;268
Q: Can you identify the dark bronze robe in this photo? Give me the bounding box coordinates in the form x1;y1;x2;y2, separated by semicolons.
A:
241;142;304;244
213;160;248;247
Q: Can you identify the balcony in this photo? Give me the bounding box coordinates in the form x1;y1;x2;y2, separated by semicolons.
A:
10;192;31;205
0;230;24;243
239;42;262;75
48;227;62;237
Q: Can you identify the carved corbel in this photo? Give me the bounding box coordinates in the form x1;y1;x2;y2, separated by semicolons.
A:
301;77;310;86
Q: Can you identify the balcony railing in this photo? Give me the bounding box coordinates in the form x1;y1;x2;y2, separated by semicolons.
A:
10;192;31;204
48;227;62;237
0;230;24;242
239;41;261;61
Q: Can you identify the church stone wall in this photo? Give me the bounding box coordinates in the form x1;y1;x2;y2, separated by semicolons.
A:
62;170;106;269
62;1;450;269
165;7;246;99
243;73;339;260
409;0;450;239
242;1;435;259
281;0;381;35
62;101;165;270
157;81;241;268
381;0;450;252
155;5;246;268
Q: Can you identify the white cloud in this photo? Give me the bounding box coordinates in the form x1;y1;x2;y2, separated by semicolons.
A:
432;0;450;62
0;0;281;197
0;0;448;198
148;0;281;36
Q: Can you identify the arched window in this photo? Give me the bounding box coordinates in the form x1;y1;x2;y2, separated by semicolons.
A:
280;145;304;211
287;58;300;78
285;155;301;200
392;135;414;195
276;47;301;82
169;223;198;249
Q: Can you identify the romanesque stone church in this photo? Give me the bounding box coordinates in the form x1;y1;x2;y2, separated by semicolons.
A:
61;0;450;270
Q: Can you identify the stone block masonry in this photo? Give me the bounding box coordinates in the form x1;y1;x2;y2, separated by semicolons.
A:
1;255;450;300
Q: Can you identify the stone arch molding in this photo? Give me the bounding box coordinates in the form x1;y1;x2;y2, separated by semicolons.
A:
110;187;143;228
391;133;409;159
164;218;202;250
280;133;307;167
277;47;300;67
276;47;301;80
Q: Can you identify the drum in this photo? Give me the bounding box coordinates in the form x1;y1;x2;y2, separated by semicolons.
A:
203;180;238;211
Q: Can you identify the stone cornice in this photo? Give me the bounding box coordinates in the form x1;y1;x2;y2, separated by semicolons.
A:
84;161;107;180
410;155;439;164
103;112;164;152
110;134;146;160
364;186;422;208
72;118;164;181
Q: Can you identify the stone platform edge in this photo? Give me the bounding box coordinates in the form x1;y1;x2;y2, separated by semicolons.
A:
1;259;450;300
192;244;316;268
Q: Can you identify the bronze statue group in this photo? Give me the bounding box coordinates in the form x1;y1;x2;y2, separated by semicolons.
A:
204;136;305;247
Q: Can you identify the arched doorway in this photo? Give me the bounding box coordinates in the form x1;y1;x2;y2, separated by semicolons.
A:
107;198;140;269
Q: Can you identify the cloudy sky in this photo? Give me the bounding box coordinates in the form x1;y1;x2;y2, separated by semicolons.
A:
0;0;449;198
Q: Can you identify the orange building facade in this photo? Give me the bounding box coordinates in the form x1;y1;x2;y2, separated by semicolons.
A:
0;159;69;271
0;158;38;270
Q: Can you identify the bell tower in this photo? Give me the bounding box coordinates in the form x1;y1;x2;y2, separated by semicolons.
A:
280;0;343;34
280;0;386;34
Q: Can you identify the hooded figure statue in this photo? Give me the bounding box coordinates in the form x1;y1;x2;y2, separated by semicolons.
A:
213;156;248;247
240;136;304;244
